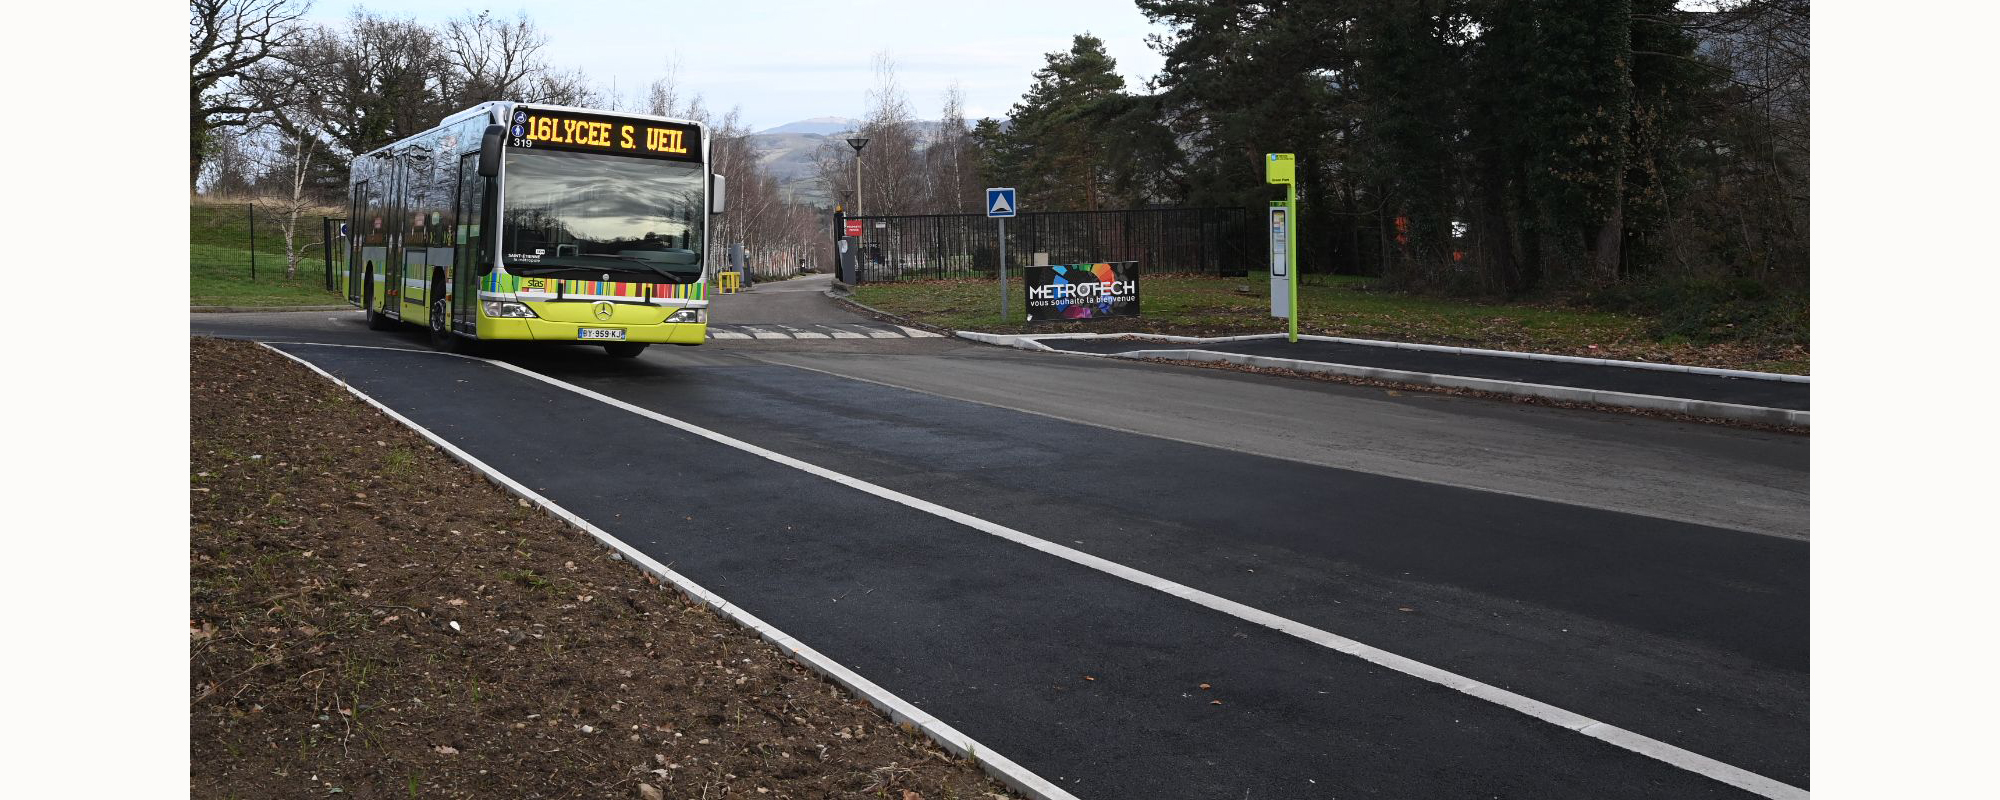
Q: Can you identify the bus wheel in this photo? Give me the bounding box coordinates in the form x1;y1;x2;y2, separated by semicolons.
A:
429;296;464;352
604;342;648;358
364;274;395;330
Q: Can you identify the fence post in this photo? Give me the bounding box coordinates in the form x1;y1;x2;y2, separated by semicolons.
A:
1198;207;1208;274
248;203;256;282
322;217;335;291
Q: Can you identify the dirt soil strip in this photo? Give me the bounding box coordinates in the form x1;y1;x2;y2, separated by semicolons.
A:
190;337;1016;800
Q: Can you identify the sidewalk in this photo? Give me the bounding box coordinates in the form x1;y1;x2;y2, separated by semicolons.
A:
963;332;1809;426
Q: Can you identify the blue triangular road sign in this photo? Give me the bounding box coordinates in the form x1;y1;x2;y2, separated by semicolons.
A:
986;188;1017;217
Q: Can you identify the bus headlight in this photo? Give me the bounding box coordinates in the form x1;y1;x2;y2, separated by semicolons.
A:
666;307;707;324
482;301;538;318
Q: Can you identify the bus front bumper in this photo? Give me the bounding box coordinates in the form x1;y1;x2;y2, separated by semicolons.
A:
480;317;707;345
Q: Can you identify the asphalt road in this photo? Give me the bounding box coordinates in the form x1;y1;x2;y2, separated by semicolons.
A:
191;283;1808;798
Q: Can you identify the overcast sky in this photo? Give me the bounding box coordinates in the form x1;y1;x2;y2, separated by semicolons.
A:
308;1;1173;131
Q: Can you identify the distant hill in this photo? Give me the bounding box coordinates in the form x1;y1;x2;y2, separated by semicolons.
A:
744;131;830;204
756;116;861;136
744;117;997;205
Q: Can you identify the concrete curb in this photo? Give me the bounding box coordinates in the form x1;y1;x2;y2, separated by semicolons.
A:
954;330;1056;351
980;331;1808;383
1115;347;1809;427
258;342;1080;800
192;304;354;313
956;332;1807;427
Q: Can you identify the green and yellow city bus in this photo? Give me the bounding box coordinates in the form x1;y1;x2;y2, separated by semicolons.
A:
344;102;724;357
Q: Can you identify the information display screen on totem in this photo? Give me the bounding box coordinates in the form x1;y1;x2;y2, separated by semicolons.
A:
1024;262;1141;322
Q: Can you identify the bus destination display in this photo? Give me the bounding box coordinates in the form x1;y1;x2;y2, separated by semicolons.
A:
507;108;702;162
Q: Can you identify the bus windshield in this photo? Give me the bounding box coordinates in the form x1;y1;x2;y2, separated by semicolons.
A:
500;148;704;282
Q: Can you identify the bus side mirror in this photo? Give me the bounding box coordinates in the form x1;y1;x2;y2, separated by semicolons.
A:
478;125;504;177
710;174;726;215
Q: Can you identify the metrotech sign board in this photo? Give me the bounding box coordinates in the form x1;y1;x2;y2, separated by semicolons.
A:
506;107;703;163
1024;262;1141;322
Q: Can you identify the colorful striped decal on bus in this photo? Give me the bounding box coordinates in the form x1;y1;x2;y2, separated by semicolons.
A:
481;271;706;302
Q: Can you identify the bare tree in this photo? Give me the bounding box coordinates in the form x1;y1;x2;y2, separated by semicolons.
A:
190;0;311;188
198;127;257;197
925;82;980;213
248;113;330;280
277;11;455;161
644;61;706;121
442;11;546;102
523;65;604;108
857;52;925;214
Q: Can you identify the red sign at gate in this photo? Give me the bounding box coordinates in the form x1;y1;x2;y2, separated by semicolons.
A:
844;219;864;238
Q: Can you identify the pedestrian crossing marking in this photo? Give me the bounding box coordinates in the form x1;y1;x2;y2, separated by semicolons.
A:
705;323;941;340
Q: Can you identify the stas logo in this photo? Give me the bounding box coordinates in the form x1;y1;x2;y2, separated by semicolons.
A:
509;108;701;161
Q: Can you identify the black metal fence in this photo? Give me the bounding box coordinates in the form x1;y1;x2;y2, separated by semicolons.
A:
846;207;1252;283
322;217;348;292
189;202;346;288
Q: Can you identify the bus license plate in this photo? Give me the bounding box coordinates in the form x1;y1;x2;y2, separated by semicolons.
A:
577;328;626;341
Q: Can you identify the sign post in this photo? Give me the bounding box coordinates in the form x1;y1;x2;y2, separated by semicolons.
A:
1265;154;1298;342
986;188;1017;322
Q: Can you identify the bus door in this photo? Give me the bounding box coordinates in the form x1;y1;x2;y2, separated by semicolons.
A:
384;154;407;317
345;183;366;304
453;152;484;334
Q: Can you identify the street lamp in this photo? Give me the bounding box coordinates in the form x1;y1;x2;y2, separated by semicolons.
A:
847;136;870;215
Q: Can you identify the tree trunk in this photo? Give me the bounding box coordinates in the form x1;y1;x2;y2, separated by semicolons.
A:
1593;202;1624;283
191;122;206;191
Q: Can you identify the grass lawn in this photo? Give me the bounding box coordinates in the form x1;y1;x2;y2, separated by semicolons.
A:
852;272;1809;374
190;202;347;308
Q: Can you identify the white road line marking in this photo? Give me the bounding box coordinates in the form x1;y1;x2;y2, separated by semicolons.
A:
779;326;830;339
861;326;904;339
743;326;791;340
818;326;867;339
896;325;943;338
259;341;1077;800
709;329;752;339
272;341;1809;800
